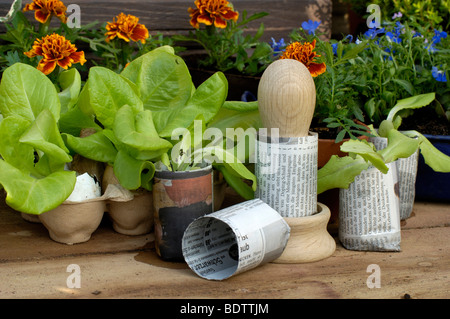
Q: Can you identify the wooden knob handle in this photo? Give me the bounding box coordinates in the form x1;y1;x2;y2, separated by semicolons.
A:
258;59;316;137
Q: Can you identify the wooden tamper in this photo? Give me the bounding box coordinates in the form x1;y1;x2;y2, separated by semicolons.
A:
258;59;316;137
257;59;335;263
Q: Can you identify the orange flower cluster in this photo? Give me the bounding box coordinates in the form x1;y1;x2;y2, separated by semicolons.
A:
23;0;67;24
188;0;239;29
280;40;326;77
24;33;86;75
105;13;149;43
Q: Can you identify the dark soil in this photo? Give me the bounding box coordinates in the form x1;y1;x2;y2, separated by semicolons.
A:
310;108;450;140
400;107;449;136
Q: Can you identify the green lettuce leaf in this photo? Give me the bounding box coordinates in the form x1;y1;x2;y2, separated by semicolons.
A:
0;63;61;122
0;159;76;215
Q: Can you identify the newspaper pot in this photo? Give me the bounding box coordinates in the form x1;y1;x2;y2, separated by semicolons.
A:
39;199;105;245
370;135;419;220
339;162;401;251
153;165;213;261
103;165;154;235
182;199;290;280
317;134;370;228
273;202;335;263
415;134;450;201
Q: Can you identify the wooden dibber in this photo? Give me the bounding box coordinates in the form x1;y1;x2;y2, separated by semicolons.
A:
256;59;335;263
258;59;316;137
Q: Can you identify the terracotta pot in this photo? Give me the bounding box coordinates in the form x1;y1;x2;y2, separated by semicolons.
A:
39;200;105;245
153;165;213;261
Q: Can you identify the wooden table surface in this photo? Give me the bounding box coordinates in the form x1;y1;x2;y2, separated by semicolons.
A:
0;191;448;300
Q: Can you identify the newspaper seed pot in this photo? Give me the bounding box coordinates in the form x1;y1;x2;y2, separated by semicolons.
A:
153;165;213;261
370;135;419;220
102;165;154;236
182;199;290;280
339;162;401;251
38;173;105;245
255;133;318;217
272;202;335;264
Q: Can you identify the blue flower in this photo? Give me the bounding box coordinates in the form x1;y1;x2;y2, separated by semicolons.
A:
270;37;286;53
432;66;447;82
386;31;402;44
331;35;353;55
332;42;338;55
364;27;385;39
302;20;321;35
432;30;448;45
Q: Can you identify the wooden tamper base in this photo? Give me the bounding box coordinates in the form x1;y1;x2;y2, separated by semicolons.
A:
273;203;336;263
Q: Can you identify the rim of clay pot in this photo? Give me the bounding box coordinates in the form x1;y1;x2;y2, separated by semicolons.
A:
154;164;212;180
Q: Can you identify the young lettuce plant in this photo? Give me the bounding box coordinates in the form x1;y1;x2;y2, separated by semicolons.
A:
63;46;257;198
0;63;77;214
317;92;450;194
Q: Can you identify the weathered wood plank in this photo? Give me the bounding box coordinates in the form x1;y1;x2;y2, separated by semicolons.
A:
0;226;448;299
0;0;332;41
0;196;448;299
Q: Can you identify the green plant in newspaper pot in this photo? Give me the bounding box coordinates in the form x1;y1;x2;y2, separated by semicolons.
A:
62;46;257;199
317;93;450;194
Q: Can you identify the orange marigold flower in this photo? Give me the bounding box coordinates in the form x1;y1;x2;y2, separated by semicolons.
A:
280;40;326;77
105;13;149;44
23;0;67;24
24;33;86;75
188;0;239;29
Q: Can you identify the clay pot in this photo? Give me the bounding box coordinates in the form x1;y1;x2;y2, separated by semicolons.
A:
273;202;335;263
153;165;213;261
39;200;105;245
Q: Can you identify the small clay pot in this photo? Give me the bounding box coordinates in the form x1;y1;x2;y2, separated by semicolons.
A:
39;200;105;245
273;202;336;263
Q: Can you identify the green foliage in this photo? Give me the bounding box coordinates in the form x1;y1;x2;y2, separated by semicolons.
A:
318;93;450;194
343;0;450;30
174;10;273;76
61;46;257;198
0;64;76;214
290;28;371;142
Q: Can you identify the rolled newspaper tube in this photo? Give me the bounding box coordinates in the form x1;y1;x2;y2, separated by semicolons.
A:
255;131;318;217
182;199;290;280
